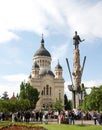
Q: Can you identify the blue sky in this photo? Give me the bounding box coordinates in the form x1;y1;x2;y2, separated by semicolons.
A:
0;0;102;99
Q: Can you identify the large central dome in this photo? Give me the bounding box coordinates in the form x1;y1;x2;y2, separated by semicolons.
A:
34;37;51;57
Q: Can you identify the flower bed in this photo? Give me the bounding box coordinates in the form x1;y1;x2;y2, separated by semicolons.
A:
1;126;45;130
0;123;46;130
1;126;46;130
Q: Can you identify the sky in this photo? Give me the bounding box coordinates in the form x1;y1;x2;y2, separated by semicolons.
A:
0;0;102;99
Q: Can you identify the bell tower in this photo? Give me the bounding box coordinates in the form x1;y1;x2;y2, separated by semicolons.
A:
55;61;63;79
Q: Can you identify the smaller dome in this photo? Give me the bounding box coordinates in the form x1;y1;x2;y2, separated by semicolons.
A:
47;70;55;76
32;62;39;68
55;61;62;69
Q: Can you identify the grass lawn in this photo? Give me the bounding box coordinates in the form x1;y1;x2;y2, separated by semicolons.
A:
0;122;101;130
41;124;102;130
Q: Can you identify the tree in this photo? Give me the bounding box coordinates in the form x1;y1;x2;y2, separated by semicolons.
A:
0;99;31;113
68;100;72;110
64;94;72;110
19;82;26;99
0;82;39;112
2;91;9;100
81;85;102;111
54;99;63;113
15;99;31;111
19;82;39;109
0;100;9;112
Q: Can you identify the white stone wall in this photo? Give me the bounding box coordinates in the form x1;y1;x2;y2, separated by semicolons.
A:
29;74;64;110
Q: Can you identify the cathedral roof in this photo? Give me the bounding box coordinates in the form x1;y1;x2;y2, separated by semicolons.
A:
34;35;51;57
39;69;55;77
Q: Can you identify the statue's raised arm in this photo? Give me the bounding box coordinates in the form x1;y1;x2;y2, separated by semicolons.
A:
73;31;85;49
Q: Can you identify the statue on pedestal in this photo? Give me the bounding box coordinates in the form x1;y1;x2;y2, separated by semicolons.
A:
73;31;85;49
66;31;86;108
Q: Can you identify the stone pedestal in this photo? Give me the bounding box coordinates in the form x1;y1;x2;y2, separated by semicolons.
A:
72;49;82;108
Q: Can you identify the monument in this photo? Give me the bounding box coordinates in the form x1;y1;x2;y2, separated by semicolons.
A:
66;31;86;109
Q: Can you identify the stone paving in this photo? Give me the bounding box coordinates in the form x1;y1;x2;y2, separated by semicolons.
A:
74;120;94;125
46;119;100;125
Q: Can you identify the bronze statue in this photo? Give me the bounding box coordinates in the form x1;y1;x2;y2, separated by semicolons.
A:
73;31;85;49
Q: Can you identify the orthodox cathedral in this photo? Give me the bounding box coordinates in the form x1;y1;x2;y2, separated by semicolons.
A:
28;35;64;110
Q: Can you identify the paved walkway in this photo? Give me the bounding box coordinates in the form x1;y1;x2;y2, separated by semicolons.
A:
74;120;94;125
46;119;100;125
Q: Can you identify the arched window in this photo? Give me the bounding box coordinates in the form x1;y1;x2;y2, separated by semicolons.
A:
59;90;61;99
50;87;51;95
43;104;45;108
43;60;44;66
41;90;43;95
59;93;61;99
46;85;49;95
43;87;45;95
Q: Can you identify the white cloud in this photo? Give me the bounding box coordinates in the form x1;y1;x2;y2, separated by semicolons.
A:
51;42;69;65
83;80;102;94
0;0;48;42
0;84;20;98
63;1;102;41
64;79;102;99
0;74;28;98
0;0;101;102
0;0;101;43
0;30;19;43
2;74;28;82
84;80;102;88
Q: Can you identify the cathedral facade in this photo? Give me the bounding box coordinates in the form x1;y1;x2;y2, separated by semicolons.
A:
28;36;64;110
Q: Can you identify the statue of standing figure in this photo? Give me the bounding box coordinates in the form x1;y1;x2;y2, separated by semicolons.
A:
73;31;85;49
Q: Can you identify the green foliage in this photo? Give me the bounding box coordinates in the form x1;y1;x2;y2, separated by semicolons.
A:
0;82;39;112
54;99;63;112
64;94;68;110
0;99;31;112
19;82;26;99
1;91;9;100
81;85;102;111
68;100;72;110
64;94;72;110
17;99;31;111
0;100;9;112
19;81;40;109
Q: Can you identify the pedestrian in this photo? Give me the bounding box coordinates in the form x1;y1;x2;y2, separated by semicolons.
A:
93;111;97;125
58;114;61;124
